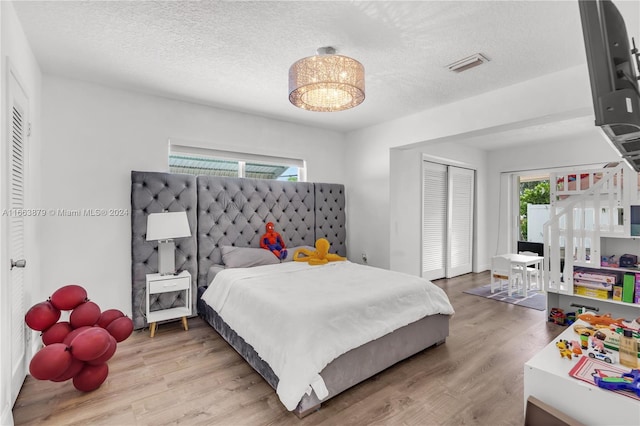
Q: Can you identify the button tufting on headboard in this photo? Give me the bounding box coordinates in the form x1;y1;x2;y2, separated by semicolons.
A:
314;183;347;257
196;176;316;288
131;171;197;330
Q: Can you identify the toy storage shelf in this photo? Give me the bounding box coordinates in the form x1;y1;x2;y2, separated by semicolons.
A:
547;291;640;320
547;235;640;320
600;265;640;272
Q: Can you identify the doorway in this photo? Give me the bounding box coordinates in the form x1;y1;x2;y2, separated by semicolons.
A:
518;173;551;246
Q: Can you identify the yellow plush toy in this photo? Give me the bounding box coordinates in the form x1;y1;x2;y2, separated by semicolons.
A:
293;238;346;265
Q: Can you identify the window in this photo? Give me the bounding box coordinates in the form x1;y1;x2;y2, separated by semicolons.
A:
168;143;305;181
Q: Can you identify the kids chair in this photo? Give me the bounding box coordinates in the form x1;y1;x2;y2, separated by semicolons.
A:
491;255;523;294
518;250;542;292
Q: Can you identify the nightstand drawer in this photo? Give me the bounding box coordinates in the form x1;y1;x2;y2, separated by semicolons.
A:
148;276;190;294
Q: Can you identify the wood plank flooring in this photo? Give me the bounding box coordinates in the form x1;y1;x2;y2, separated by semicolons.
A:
12;271;565;425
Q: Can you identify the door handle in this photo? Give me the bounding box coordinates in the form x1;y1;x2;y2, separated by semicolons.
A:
10;258;26;269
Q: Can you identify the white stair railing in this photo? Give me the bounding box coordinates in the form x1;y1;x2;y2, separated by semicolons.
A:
544;165;625;295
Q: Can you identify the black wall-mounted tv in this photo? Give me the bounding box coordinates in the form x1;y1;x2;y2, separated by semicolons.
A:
579;0;640;170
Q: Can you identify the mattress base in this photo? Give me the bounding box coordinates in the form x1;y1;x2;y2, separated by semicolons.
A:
197;286;449;417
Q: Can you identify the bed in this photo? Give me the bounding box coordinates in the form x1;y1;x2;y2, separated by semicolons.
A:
131;172;454;417
198;259;453;416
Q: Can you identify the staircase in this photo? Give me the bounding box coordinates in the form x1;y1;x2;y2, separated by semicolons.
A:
543;164;631;295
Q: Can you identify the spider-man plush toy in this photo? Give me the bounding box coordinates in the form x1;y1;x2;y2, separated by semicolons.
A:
260;222;287;260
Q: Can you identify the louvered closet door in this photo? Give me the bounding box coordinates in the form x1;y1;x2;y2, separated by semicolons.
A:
422;162;475;280
7;70;29;404
422;162;447;280
446;166;474;278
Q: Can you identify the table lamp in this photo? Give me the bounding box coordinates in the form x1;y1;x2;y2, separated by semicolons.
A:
146;211;191;275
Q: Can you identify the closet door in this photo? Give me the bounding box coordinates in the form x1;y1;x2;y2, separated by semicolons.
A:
446;166;474;278
422;162;447;280
422;161;475;280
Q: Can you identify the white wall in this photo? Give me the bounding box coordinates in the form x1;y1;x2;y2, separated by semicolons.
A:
346;64;596;274
1;1;42;422
39;75;346;317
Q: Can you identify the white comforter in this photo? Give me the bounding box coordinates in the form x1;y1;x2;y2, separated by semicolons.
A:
200;261;455;411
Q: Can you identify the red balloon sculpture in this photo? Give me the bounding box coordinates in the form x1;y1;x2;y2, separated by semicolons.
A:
50;285;88;310
106;316;134;343
73;363;109;392
28;343;72;380
25;301;60;331
25;285;133;392
41;321;73;346
62;326;92;346
51;357;84;383
97;309;124;329
69;301;101;329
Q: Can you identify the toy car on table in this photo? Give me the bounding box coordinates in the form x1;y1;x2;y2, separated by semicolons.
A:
586;347;617;364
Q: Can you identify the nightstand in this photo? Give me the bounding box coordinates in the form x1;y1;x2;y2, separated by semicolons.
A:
146;270;191;337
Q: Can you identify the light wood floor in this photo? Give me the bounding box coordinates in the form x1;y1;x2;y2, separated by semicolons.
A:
12;271;565;425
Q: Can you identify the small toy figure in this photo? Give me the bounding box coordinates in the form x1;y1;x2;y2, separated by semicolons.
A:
260;222;287;260
548;307;562;322
293;238;346;265
578;312;624;328
549;308;566;325
556;339;573;360
579;332;590;349
591;335;606;353
570;340;583;355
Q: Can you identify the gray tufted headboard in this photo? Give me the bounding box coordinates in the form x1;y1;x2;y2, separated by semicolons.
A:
314;182;347;257
131;172;346;328
131;171;198;329
196;176;317;288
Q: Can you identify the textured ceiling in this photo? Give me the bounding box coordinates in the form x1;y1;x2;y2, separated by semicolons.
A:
14;0;591;135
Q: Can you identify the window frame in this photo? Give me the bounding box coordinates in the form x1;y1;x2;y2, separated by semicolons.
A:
168;142;306;182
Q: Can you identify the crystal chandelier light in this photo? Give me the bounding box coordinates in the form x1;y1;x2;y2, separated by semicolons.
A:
288;47;365;112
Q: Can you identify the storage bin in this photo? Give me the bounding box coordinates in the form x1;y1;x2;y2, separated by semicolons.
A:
574;285;610;299
573;271;617;284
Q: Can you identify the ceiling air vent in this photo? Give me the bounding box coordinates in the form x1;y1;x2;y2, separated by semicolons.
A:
447;53;490;73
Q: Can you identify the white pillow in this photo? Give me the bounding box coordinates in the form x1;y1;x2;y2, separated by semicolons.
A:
282;245;316;262
220;246;280;268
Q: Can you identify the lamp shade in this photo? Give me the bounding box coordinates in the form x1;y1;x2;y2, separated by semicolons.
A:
146;212;191;241
289;47;365;112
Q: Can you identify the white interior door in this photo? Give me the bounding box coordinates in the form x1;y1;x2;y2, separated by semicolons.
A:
422;162;447;280
446;166;474;278
422;161;475;280
6;68;29;406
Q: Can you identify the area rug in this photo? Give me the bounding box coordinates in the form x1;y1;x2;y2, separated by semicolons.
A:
463;283;546;311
